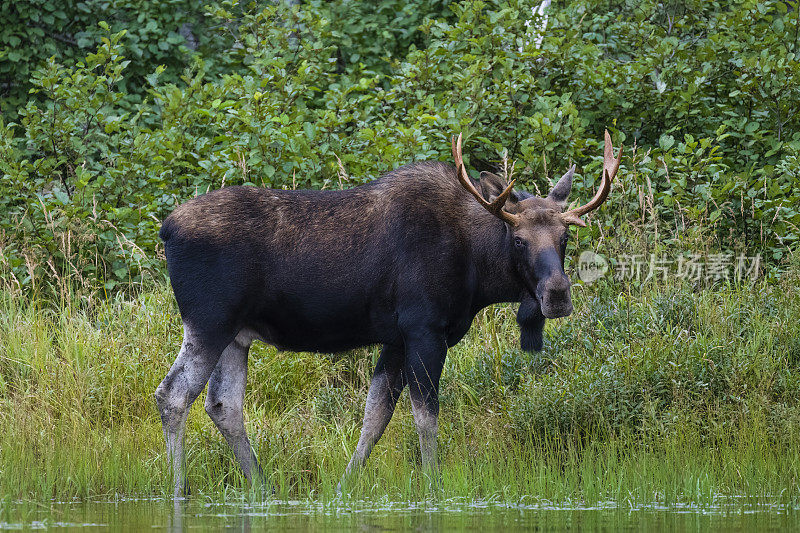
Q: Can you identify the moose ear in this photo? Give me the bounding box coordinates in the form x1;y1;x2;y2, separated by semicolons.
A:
517;295;545;352
547;165;576;208
480;171;520;208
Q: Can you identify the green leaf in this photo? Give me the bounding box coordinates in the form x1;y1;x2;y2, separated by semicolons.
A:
53;188;70;205
659;134;675;151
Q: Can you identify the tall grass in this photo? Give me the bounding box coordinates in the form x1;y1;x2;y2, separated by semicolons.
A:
1;263;799;504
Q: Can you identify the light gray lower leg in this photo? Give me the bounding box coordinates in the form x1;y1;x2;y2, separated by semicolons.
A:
204;336;265;486
338;345;405;492
343;370;403;476
403;335;445;476
155;327;223;498
409;392;439;472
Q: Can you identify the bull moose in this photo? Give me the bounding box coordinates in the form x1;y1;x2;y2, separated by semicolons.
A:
155;131;622;497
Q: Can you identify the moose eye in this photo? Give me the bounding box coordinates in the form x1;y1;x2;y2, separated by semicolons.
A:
514;236;526;248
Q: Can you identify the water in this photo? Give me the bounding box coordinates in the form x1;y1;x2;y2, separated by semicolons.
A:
1;498;797;531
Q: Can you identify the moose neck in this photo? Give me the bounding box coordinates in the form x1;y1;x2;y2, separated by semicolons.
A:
470;214;526;308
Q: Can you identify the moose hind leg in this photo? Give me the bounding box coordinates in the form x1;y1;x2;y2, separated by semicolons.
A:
204;331;265;487
155;326;227;498
339;344;406;490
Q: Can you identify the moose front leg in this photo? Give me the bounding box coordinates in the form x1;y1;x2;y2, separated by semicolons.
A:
403;330;446;481
339;344;406;492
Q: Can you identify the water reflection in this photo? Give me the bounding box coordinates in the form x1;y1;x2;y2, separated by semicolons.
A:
1;498;798;531
168;500;183;533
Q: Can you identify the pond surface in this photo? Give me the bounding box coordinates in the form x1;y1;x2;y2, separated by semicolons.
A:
1;498;797;531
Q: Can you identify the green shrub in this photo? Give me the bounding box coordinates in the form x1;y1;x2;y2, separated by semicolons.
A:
1;0;798;295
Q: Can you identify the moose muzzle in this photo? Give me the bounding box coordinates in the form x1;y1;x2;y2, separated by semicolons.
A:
538;273;573;318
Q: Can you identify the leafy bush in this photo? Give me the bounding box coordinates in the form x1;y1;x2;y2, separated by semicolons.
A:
443;349;531;406
0;0;229;118
1;0;798;295
508;275;800;441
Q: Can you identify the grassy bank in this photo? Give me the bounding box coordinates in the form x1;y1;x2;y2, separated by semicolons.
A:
1;266;799;505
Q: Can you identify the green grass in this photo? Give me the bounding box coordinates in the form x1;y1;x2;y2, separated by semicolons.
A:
1;267;800;506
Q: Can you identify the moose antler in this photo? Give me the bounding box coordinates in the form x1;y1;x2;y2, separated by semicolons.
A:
561;130;622;227
452;133;520;226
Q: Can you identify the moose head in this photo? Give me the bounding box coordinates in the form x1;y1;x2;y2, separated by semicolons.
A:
452;131;622;351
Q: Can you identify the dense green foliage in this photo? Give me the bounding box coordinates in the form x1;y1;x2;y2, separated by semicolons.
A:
1;269;799;500
0;0;798;293
0;0;453;115
0;0;223;115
